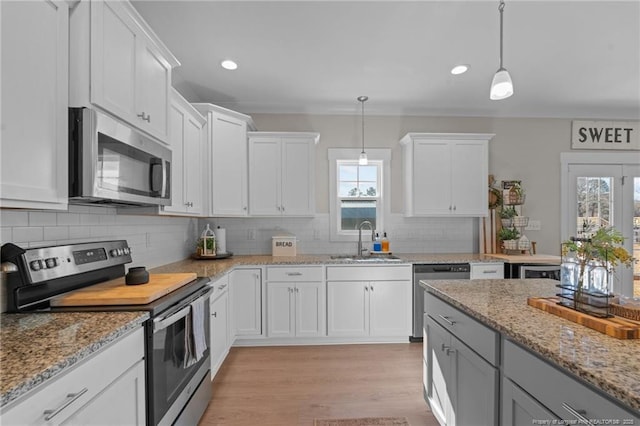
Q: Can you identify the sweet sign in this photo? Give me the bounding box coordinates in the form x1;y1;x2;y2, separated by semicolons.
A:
571;120;639;150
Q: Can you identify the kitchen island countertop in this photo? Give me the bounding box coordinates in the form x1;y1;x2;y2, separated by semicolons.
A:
420;278;640;412
0;311;148;408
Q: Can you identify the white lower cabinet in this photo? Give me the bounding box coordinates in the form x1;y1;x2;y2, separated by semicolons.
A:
326;265;412;338
1;327;145;425
266;266;325;338
209;274;230;378
230;268;263;338
424;315;498;426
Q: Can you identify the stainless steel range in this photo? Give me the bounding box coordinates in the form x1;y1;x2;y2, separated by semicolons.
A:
1;240;212;426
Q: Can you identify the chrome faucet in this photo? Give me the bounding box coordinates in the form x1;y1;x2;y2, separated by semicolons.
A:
357;220;374;257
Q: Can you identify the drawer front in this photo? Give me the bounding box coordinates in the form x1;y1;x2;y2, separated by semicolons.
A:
209;273;229;301
2;327;144;424
267;266;323;282
470;263;504;279
425;292;498;365
326;265;412;281
503;339;640;423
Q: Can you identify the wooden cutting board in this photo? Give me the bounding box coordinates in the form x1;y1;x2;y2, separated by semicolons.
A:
50;273;198;306
528;297;640;339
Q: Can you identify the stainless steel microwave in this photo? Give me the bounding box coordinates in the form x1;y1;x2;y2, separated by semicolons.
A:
69;107;171;207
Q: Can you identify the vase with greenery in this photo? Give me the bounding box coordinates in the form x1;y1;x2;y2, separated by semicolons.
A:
561;225;636;315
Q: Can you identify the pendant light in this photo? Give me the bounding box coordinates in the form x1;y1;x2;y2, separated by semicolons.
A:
490;0;514;100
357;96;368;165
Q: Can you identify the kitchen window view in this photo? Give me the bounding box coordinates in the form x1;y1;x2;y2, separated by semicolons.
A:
569;163;640;297
338;161;380;232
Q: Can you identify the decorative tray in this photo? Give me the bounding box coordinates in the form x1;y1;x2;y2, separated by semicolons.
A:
191;251;233;260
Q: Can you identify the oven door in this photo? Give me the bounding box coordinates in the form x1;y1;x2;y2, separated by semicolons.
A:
148;285;212;426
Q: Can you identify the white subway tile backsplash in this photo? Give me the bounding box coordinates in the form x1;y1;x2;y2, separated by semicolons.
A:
0;210;29;227
44;226;69;241
28;211;58;226
1;228;12;245
68;226;92;239
79;214;101;225
13;227;44;243
57;212;80;226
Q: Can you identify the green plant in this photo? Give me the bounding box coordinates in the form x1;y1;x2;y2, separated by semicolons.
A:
499;206;518;219
498;227;520;241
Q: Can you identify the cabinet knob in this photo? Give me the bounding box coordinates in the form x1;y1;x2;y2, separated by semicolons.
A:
365;286;369;291
281;205;285;212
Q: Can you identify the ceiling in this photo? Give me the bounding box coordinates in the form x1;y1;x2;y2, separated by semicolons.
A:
131;1;640;119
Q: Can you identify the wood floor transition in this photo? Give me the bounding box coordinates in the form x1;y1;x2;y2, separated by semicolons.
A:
198;343;439;426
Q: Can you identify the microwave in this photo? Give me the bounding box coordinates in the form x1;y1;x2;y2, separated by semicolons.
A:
69;107;171;207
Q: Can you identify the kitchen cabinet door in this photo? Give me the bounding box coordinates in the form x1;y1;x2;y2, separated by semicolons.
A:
248;132;319;217
368;280;412;337
0;0;69;210
193;104;252;217
400;133;493;217
210;290;229;377
71;0;178;143
230;269;262;337
267;282;325;338
164;89;205;215
135;38;171;141
327;282;369;337
249;136;281;216
502;377;558;426
267;282;295;338
295;282;325;337
90;0;138;124
425;315;498;426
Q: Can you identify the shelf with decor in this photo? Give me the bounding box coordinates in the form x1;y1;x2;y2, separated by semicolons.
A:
498;181;532;254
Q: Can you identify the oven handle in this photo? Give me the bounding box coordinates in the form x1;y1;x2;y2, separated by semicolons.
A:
153;286;213;332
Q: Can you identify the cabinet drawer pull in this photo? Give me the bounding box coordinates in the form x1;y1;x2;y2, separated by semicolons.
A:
438;315;456;326
561;402;592;424
212;312;217;317
218;284;227;290
43;387;88;421
483;269;498;274
286;272;302;276
441;344;455;356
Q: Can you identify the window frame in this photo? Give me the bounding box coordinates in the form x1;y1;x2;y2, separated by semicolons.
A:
328;148;391;242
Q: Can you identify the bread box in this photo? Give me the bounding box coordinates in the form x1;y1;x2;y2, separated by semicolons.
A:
272;234;297;256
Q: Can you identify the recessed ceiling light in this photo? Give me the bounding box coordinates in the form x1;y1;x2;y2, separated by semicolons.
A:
221;59;238;70
451;64;469;75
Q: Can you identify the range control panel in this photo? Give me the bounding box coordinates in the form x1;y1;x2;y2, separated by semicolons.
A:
22;240;132;284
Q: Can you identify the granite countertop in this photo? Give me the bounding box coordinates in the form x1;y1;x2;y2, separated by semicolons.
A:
0;311;148;408
150;253;503;280
420;279;640;412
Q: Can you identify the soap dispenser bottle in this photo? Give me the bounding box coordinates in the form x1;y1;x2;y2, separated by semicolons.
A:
373;233;381;252
381;232;390;252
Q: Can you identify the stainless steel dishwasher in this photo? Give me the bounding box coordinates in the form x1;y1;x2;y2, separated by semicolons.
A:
411;263;470;341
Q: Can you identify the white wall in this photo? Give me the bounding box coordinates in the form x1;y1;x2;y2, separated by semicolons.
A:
250;113;571;255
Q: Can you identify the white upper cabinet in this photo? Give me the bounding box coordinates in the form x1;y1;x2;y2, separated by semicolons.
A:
400;133;494;217
69;0;180;143
193;104;254;217
248;132;319;217
0;0;69;210
163;89;206;216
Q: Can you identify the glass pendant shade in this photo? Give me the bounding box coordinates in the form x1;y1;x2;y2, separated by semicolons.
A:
490;68;513;100
359;152;368;165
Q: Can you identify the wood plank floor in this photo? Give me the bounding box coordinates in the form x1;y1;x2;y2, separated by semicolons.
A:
198;343;439;426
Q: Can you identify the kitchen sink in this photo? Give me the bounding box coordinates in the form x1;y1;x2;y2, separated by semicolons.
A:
329;254;404;262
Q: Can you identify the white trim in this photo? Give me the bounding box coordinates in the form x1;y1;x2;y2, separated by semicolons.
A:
328;149;391;242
